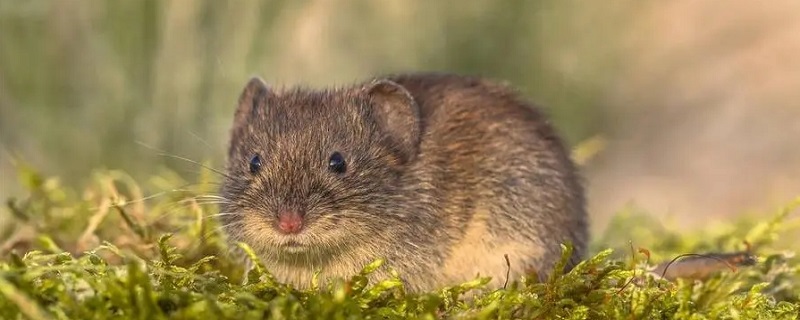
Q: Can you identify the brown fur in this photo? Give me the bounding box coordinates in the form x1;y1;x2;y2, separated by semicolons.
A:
218;72;588;292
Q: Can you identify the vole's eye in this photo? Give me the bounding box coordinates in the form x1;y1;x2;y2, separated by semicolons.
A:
249;154;262;174
328;152;347;174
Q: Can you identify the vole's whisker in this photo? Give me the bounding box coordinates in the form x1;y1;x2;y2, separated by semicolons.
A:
89;183;214;211
157;194;231;212
148;197;225;225
134;140;240;181
217;220;247;230
200;221;246;242
205;212;242;220
183;200;228;206
188;130;214;150
193;194;229;201
157;153;237;181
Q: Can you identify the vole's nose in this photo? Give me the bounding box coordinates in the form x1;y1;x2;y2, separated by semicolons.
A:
277;209;304;234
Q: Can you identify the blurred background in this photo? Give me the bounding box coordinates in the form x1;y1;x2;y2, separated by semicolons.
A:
1;0;799;234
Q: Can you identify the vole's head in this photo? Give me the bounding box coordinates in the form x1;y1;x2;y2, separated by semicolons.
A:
219;76;421;261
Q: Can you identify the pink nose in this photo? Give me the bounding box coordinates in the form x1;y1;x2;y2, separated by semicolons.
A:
277;210;304;234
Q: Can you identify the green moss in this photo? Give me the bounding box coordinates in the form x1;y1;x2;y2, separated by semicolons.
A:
1;166;799;319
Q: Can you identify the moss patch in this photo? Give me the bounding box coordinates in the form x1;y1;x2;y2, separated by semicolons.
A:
1;165;799;319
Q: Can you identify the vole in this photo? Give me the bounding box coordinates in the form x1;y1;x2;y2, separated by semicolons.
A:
218;72;589;292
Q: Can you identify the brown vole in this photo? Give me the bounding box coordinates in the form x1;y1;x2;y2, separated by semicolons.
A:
218;72;589;292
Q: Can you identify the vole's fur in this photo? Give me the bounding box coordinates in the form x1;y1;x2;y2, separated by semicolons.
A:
219;72;588;292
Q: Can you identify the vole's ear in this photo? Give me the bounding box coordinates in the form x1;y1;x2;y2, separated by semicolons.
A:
365;79;421;163
235;76;273;121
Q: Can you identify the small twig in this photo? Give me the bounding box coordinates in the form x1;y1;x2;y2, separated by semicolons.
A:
503;254;511;290
617;241;636;294
659;253;738;279
113;204;148;240
6;198;29;222
77;197;112;252
0;226;35;256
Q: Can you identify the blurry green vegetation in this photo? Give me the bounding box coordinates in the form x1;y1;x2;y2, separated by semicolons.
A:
4;2;800;318
0;1;628;200
0;164;799;318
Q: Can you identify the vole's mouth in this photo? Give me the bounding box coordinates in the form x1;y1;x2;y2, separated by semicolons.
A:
278;240;308;253
284;240;302;247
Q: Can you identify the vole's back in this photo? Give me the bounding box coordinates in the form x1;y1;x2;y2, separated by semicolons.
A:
384;73;588;287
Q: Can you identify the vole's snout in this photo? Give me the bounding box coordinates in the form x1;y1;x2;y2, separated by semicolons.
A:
276;209;304;234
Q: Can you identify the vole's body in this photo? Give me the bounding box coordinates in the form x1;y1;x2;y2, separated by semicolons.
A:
219;73;588;292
